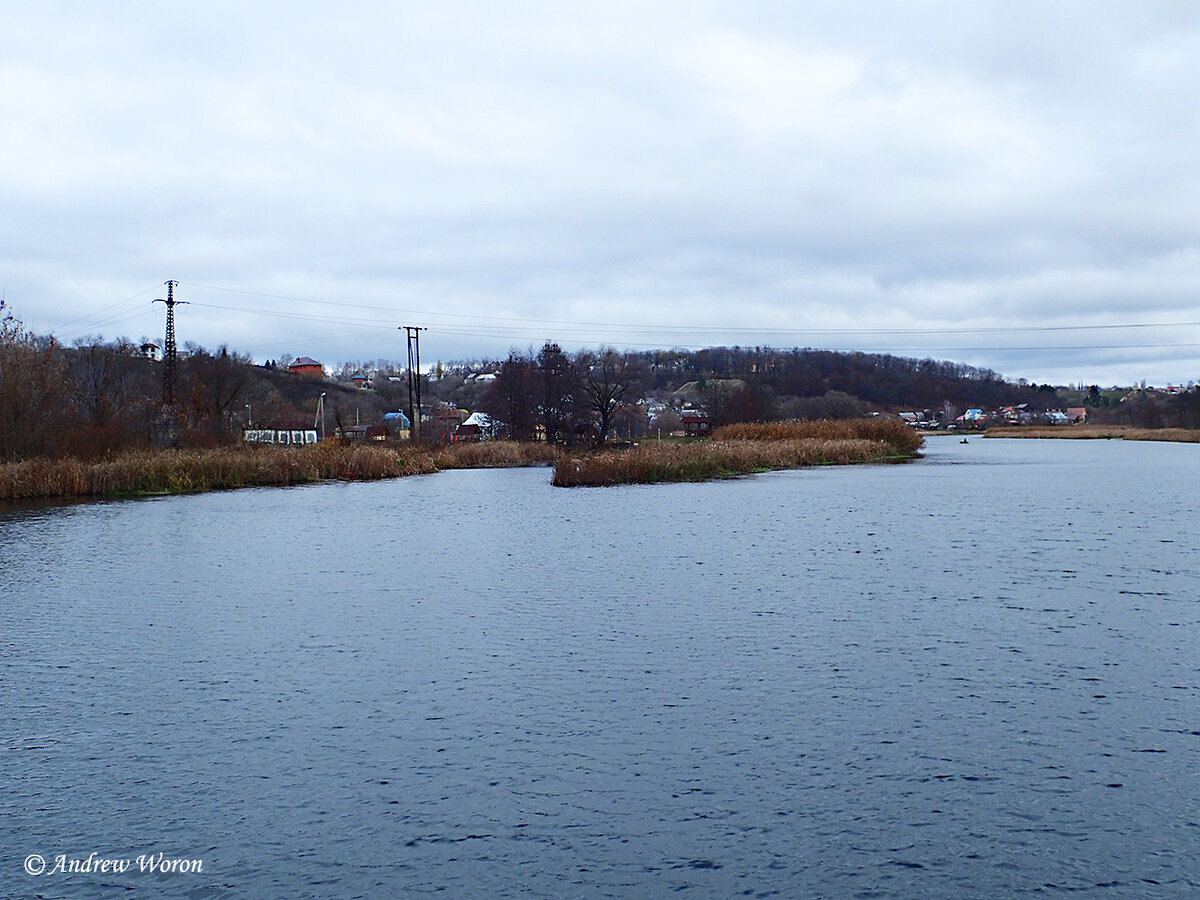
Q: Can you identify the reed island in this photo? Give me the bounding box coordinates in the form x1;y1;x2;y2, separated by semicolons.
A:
551;419;923;486
0;419;922;501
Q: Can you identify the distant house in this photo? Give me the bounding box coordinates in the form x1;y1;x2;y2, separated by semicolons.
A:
1043;410;1070;425
379;411;412;440
288;356;324;378
681;410;711;436
351;373;371;390
1066;407;1087;424
244;429;318;445
956;408;989;428
454;411;496;442
433;406;466;443
139;342;162;361
336;425;368;442
898;411;928;428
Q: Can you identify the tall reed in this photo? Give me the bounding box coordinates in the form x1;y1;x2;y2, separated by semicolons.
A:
986;425;1200;443
431;441;561;469
0;444;438;500
713;418;924;453
553;419;922;487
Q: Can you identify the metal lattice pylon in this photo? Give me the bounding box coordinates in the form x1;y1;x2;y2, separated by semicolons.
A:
154;280;188;407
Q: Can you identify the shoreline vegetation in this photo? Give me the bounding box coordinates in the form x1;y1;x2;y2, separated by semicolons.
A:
0;419;922;500
6;420;1198;501
551;419;924;486
0;442;561;502
982;424;1200;442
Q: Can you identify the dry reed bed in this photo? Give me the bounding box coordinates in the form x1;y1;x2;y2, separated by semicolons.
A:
432;441;561;469
0;444;439;500
553;420;923;487
985;425;1200;443
713;418;925;452
0;441;566;501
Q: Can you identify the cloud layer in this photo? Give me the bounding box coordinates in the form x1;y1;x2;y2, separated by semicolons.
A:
4;1;1199;385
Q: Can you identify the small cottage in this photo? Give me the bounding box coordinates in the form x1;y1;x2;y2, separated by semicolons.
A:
681;410;711;436
288;356;324;378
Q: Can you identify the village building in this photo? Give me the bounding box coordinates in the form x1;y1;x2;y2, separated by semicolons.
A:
288;356;324;377
681;409;711;436
454;411;496;442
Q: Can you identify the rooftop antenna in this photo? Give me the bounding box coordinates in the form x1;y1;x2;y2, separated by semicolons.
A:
153;280;188;407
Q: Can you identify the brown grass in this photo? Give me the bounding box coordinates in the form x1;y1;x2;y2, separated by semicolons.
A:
985;425;1200;443
0;426;925;500
431;441;561;469
0;443;439;500
0;440;570;501
553;419;923;486
712;417;924;453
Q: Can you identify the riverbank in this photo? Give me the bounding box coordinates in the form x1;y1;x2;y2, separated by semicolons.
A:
0;421;923;499
0;442;561;501
552;419;923;486
984;424;1200;442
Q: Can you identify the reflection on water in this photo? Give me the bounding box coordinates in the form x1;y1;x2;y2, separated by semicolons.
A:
3;438;1199;897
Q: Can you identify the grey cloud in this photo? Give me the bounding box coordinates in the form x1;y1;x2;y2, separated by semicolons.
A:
3;2;1199;386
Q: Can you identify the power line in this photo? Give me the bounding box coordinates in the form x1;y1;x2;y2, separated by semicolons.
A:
45;279;1200;367
54;285;161;338
185;297;1200;349
177;280;1200;337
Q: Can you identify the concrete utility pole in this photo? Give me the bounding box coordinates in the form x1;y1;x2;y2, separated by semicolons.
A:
402;326;426;442
153;281;188;407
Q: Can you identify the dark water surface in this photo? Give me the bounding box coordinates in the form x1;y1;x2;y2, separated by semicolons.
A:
3;437;1199;898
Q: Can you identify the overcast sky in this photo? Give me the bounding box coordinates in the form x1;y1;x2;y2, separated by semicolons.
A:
3;1;1199;386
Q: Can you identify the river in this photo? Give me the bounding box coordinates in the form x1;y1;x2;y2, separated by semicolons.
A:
3;437;1198;897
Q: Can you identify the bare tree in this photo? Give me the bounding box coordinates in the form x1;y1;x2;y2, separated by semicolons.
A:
57;337;159;457
183;346;253;434
651;406;681;435
576;348;645;447
482;350;538;440
0;300;67;460
67;337;151;428
537;342;575;444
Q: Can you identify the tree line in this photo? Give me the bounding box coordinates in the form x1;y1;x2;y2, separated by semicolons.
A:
0;301;367;462
3;299;1197;463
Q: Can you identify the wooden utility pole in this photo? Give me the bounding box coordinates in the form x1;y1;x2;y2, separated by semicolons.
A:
402;326;426;442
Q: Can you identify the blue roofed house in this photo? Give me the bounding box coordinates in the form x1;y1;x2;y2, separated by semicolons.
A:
365;411;411;441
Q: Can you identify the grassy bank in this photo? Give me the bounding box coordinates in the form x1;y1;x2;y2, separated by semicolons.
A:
984;425;1200;442
552;419;923;486
0;441;561;501
0;424;922;499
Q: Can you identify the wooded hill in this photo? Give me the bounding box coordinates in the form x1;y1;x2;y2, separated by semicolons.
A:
2;297;1196;463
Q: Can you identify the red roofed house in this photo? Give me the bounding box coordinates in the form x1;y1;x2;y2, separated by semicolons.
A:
288;356;324;378
681;409;711;436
